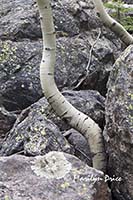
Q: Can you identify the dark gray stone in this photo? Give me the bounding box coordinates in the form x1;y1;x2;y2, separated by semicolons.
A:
0;0;80;41
104;45;133;200
0;152;111;200
0;105;73;156
65;129;92;166
55;34;116;96
0;107;16;144
60;0;101;31
0;33;123;111
0;40;42;111
0;90;105;156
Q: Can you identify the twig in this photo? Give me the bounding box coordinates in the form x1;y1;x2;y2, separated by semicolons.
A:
75;147;91;163
73;29;101;90
86;29;101;75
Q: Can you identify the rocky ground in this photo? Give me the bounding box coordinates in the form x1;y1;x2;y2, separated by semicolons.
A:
0;0;132;200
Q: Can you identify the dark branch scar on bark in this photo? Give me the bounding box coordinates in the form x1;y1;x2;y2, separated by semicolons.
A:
111;22;116;28
97;12;100;17
47;73;53;76
60;111;68;118
83;117;89;123
45;47;55;51
47;94;56;101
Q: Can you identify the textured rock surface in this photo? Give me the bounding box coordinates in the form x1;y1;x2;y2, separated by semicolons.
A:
0;90;105;157
0;107;16;144
0;0;102;40
55;34;119;96
0;104;72;156
0;152;110;200
0;40;42;111
0;34;122;111
65;129;92;166
0;0;80;40
104;45;133;200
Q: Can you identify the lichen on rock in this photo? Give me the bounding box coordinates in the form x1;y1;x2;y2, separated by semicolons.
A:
104;44;133;200
31;151;72;179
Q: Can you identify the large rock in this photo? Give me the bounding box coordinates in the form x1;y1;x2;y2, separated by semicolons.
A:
0;105;73;156
0;0;80;40
104;45;133;200
0;40;42;111
0;152;111;200
0;90;105;157
0;33;122;111
56;34;119;96
0;0;41;40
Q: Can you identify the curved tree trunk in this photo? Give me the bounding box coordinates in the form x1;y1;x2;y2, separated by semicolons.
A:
93;0;133;45
37;0;106;172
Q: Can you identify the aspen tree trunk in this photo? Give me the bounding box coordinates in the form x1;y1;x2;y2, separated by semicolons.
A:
37;0;106;172
93;0;133;45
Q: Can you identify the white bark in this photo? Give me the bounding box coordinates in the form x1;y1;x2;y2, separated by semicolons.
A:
93;0;133;45
37;0;106;172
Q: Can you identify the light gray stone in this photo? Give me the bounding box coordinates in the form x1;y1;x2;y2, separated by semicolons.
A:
0;152;111;200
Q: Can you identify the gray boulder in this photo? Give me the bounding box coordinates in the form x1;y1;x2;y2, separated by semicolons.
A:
104;45;133;200
0;34;122;111
0;40;42;111
0;0;80;40
55;34;119;96
0;104;73;156
0;0;41;40
0;90;105;157
0;152;111;200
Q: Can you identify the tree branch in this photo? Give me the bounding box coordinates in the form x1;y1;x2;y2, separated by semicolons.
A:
37;0;106;172
92;0;133;45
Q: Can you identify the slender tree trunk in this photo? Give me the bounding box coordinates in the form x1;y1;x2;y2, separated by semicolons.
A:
37;0;106;172
93;0;133;45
